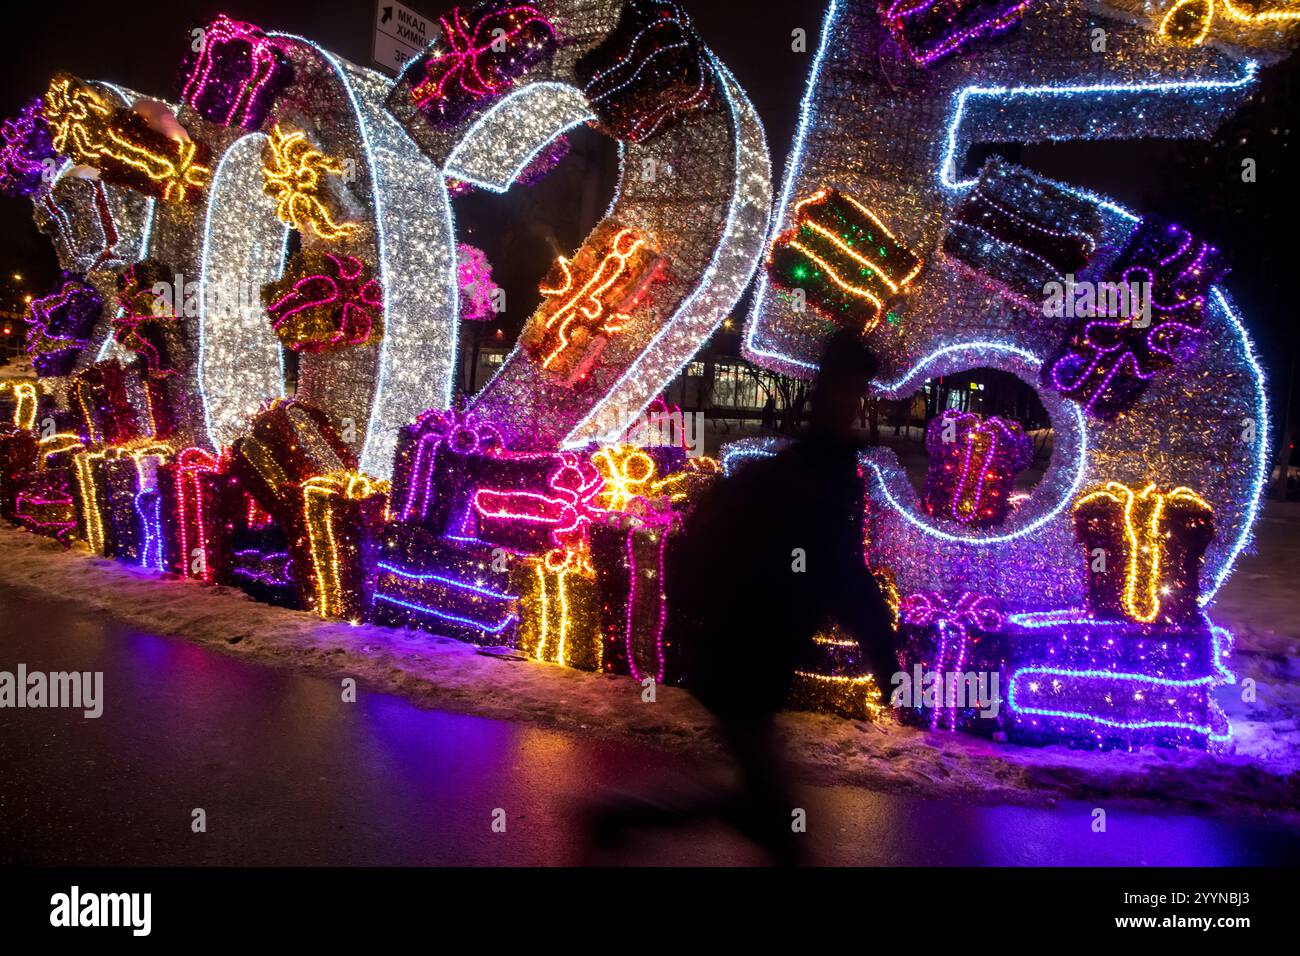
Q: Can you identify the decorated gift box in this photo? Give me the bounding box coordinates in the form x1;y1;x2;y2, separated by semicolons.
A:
86;443;171;565
68;360;150;446
922;409;1032;528
263;251;384;354
1072;481;1214;626
519;224;668;387
470;451;602;555
0;95;57;200
178;15;294;130
288;471;388;621
512;547;602;671
371;522;518;644
0;381;42;432
895;589;1007;734
44;73;211;204
228;398;357;524
1002;610;1232;750
389;407;503;529
158;446;224;580
1045;218;1229;420
68;441;171;556
0;427;39;521
590;508;683;684
575;0;715;143
766;188;922;338
943;157;1101;305
879;0;1034;68
24;272;103;379
406;2;557;129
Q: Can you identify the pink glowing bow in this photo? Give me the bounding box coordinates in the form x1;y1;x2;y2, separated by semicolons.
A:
900;590;1004;729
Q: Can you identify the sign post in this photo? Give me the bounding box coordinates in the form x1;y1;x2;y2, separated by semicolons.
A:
372;1;433;76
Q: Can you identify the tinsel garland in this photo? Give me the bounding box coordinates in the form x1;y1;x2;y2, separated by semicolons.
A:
409;2;558;128
389;407;503;527
923;409;1032;527
157;446;223;579
1045;218;1229;420
25;272;103;378
575;0;716;143
0;96;57;199
1072;481;1214;626
263;251;384;353
178;15;294;130
767;188;922;338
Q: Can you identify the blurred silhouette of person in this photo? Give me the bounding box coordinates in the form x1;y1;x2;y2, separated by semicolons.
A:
588;330;897;865
760;395;776;430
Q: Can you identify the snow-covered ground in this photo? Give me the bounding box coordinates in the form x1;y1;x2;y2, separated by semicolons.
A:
1;503;1297;822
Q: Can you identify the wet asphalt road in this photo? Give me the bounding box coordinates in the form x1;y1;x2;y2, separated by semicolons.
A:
1;584;1297;866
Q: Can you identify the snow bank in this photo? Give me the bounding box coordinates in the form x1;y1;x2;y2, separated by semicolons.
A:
1;504;1296;821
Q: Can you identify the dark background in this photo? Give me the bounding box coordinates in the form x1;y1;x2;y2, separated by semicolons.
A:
0;1;1295;455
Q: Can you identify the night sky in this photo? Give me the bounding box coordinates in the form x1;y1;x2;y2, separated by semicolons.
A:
1;1;1295;430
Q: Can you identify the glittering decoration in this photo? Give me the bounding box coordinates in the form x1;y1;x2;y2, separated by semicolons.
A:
261;124;358;240
748;0;1268;629
113;258;183;377
789;626;886;721
767;188;922;337
1096;0;1300;60
68;439;170;556
25;272;103;378
1072;482;1214;625
943;157;1100;306
472;451;603;553
410;2;558;127
68;359;142;446
1045;218;1229;420
897;589;1004;730
457;243;497;321
371;525;519;643
0;429;40;521
590;508;682;681
44;74;211;203
14;456;79;545
264;251;384;353
0;383;41;433
389;407;504;525
0;97;57;199
519;225;667;384
923;409;1032;527
1004;610;1233;749
880;0;1034;67
298;471;388;620
157;446;222;580
179;15;293;130
514;547;602;670
197;130;290;452
229;399;355;522
575;0;715;143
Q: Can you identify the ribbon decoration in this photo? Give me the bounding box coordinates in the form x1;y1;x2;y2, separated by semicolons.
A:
396;407;503;522
900;590;1004;729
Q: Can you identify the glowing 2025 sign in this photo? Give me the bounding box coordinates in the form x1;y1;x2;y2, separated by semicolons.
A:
24;1;771;478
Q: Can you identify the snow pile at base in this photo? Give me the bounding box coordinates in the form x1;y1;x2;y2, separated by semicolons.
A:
1;505;1296;820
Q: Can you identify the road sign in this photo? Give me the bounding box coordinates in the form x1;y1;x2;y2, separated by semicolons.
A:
372;1;433;76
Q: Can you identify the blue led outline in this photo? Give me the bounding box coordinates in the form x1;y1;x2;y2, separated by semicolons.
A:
938;61;1260;190
865;340;1088;545
377;560;514;600
1007;665;1230;740
374;591;517;632
742;0;838;373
